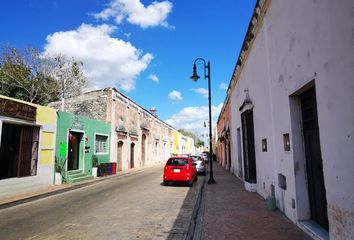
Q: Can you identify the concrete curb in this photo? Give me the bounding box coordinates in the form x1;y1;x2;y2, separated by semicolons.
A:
186;173;207;240
0;165;161;210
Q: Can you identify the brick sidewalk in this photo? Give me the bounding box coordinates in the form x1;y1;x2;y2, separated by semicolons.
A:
200;163;312;240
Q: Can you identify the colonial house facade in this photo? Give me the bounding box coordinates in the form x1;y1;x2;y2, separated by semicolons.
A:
0;95;56;198
55;111;111;183
216;98;231;170
220;0;354;239
49;88;194;172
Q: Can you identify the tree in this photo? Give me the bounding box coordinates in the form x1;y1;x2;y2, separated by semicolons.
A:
178;129;204;148
0;45;59;104
50;54;87;109
0;45;87;106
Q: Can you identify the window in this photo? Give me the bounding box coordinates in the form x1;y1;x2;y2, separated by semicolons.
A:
95;134;108;154
167;158;188;166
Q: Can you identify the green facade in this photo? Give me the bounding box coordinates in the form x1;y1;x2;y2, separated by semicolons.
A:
55;111;111;180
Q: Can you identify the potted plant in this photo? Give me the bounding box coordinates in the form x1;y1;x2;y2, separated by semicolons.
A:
55;157;63;185
92;155;99;177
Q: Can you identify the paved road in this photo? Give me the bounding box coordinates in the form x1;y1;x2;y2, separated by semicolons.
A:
0;165;204;240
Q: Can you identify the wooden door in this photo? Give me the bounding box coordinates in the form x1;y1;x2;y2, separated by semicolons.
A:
130;143;135;168
241;110;257;183
18;126;39;177
301;87;328;230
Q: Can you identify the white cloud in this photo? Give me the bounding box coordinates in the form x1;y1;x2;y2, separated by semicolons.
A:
148;74;159;82
219;82;228;90
168;90;183;102
43;23;153;91
92;0;174;29
191;88;208;98
165;103;223;138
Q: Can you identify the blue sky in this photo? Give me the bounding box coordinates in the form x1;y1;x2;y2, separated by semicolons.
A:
0;0;256;138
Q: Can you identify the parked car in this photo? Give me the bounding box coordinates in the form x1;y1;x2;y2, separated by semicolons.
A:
163;156;197;187
201;152;209;163
191;155;206;175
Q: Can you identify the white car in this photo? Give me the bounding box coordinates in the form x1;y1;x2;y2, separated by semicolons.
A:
191;155;206;175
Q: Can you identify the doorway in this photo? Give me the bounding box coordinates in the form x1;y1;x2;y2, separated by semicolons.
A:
301;87;328;230
141;134;146;166
68;131;83;171
0;123;39;179
237;128;243;178
241;109;257;183
130;143;135;169
228;140;232;170
117;141;123;171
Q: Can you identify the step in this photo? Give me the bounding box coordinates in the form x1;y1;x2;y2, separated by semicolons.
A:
67;172;87;179
67;174;93;183
67;170;82;176
66;170;94;184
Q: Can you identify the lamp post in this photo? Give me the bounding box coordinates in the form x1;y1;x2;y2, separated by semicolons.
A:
191;58;216;184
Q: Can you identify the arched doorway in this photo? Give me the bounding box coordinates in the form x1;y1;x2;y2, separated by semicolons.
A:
155;142;158;163
141;134;146;166
130;143;135;169
163;143;166;163
117;141;123;171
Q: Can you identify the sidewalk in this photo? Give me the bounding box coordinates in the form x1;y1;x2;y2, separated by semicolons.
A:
200;163;312;240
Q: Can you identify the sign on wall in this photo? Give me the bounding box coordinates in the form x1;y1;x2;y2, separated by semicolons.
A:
0;98;36;121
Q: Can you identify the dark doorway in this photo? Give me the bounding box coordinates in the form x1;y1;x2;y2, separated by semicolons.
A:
130;143;135;169
117;141;123;171
68;131;82;171
0;123;39;179
301;87;328;230
241;110;257;183
228;140;232;170
237;128;243;178
141;134;146;166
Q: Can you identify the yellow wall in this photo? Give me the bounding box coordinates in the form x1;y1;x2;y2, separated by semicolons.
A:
36;105;56;125
172;130;179;154
0;95;56;167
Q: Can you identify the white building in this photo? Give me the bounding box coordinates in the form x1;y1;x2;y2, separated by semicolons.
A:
227;0;354;239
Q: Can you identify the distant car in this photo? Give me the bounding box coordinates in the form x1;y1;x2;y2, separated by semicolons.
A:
163;156;197;187
191;155;206;175
201;152;209;163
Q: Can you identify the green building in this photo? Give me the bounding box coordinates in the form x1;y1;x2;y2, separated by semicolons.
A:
55;111;111;183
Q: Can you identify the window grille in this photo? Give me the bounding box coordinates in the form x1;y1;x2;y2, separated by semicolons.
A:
95;135;108;154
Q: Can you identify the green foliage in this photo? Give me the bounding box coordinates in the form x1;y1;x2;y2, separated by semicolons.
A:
0;44;87;105
55;157;65;173
195;139;204;148
178;129;204;148
0;45;59;104
92;155;99;167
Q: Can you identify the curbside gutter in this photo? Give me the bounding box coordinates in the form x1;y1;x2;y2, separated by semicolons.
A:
186;173;208;240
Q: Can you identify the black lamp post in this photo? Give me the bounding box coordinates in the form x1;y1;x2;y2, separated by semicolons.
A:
191;58;216;184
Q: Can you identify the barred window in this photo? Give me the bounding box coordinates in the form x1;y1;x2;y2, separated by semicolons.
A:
95;134;108;154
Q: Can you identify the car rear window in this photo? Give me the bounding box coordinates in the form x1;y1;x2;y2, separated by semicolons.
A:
191;156;200;161
167;158;188;166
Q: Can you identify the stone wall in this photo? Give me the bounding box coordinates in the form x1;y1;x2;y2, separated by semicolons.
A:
48;90;108;122
49;88;175;171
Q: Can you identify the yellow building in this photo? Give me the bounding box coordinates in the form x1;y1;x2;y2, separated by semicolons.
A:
171;129;195;155
0;95;56;198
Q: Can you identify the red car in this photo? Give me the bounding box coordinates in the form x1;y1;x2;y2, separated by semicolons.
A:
163;156;197;187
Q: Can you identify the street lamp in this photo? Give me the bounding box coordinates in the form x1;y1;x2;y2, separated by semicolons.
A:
191;58;216;184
